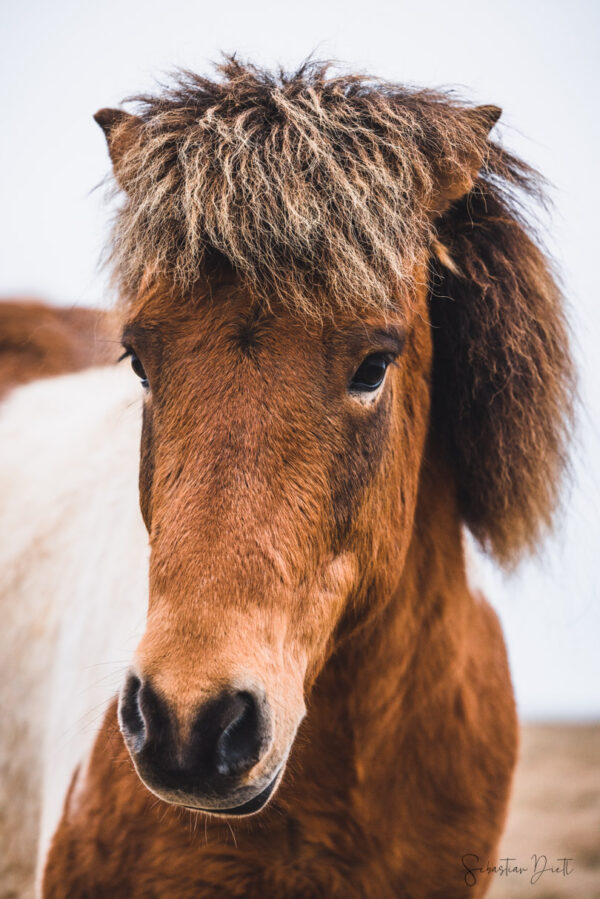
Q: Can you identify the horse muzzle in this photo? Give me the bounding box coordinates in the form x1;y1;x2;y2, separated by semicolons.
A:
118;672;286;816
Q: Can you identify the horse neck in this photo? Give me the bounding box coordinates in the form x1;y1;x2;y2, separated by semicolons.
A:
300;449;475;801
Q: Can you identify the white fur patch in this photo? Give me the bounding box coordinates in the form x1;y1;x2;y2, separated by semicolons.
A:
0;365;149;896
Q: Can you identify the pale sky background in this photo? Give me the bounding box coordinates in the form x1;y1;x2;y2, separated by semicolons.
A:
2;0;599;718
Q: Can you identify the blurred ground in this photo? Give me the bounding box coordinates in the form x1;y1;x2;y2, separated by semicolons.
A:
487;724;600;898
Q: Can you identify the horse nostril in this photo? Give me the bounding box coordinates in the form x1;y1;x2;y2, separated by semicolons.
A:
119;679;271;795
214;691;263;778
119;673;148;753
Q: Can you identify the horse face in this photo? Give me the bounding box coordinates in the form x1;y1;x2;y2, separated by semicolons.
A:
119;271;432;815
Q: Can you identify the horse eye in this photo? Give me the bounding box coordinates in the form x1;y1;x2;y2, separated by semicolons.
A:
349;353;391;392
129;353;148;388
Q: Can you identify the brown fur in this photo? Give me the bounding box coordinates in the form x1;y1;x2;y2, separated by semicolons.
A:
41;59;573;897
44;453;517;899
0;299;120;399
431;187;574;562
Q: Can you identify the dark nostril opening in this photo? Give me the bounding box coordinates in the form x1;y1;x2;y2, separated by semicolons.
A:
214;691;263;778
119;673;147;753
120;681;270;793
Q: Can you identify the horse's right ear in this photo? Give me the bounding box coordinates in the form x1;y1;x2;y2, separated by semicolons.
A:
94;108;143;188
428;104;502;216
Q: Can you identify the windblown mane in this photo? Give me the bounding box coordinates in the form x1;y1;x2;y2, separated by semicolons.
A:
107;58;518;315
103;58;574;564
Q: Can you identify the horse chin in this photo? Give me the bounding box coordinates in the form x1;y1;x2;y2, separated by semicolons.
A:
135;762;286;819
183;767;283;818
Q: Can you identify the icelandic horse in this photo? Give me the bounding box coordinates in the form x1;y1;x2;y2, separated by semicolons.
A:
0;61;573;898
0;299;117;397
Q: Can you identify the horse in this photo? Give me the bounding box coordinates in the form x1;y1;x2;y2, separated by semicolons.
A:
0;59;573;898
0;299;118;398
0;343;146;899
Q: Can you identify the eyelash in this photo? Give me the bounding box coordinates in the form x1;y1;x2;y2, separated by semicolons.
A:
120;347;149;388
349;352;396;393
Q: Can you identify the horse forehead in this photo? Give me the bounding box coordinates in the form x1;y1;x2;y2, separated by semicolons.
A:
125;301;316;363
123;268;421;358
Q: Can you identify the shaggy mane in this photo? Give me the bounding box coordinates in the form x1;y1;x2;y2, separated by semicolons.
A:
107;58;519;315
102;58;574;564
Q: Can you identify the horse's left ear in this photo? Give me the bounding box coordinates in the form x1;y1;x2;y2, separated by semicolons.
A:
429;104;502;215
94;108;144;189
